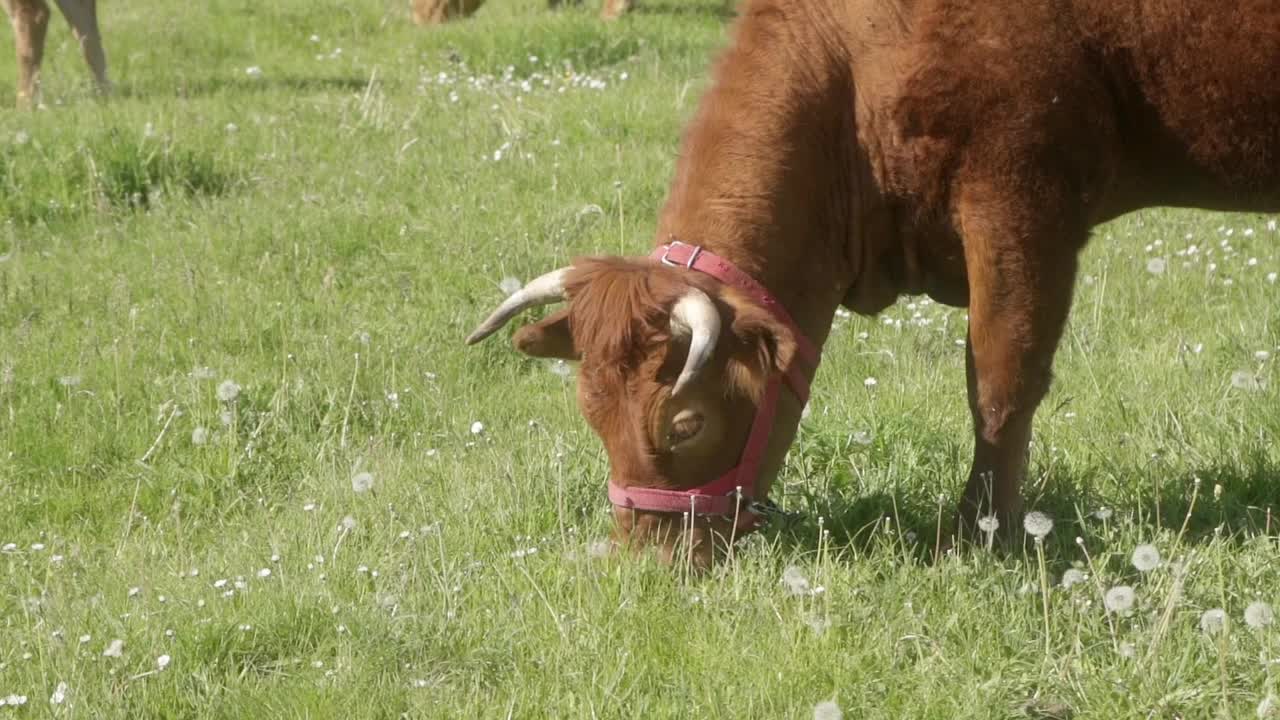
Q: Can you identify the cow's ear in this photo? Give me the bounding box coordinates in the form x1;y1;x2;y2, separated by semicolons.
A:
512;308;579;360
723;292;796;397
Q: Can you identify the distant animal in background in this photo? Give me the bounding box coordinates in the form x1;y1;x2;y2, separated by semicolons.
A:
2;0;109;108
411;0;635;24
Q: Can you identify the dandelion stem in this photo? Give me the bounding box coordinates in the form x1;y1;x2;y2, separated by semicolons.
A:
138;403;179;465
1143;551;1193;666
1174;477;1200;551
1035;536;1052;660
1078;537;1118;652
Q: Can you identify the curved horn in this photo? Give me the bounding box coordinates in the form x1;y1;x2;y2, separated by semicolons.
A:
465;268;570;345
669;288;721;396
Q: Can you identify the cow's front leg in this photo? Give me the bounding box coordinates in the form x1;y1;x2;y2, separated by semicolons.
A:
955;200;1082;538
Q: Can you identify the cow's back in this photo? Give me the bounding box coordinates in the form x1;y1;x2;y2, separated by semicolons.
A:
1075;0;1280;211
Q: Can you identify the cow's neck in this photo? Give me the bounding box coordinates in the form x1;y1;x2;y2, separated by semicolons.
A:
654;0;858;351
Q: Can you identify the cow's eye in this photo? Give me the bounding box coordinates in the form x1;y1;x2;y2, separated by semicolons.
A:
667;410;704;447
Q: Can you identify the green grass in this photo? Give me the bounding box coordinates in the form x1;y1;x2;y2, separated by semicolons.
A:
1;1;1279;717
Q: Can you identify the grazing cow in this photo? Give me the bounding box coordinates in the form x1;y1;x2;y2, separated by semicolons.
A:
411;0;635;24
2;0;107;108
468;0;1280;566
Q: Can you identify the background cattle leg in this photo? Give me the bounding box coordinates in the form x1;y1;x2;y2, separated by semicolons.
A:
51;0;108;94
410;0;486;24
3;0;51;108
600;0;633;20
956;190;1082;537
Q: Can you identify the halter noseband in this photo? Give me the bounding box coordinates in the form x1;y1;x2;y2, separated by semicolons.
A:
606;241;821;533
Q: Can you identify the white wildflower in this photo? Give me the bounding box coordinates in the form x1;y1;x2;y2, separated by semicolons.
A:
1;695;27;707
1245;601;1274;629
863;377;878;388
813;700;843;720
1200;608;1227;635
1104;585;1135;613
1231;370;1263;391
782;565;811;596
1130;544;1161;572
216;379;241;402
257;568;271;578
470;421;485;435
1023;511;1054;538
351;471;374;494
1060;568;1087;589
156;654;171;670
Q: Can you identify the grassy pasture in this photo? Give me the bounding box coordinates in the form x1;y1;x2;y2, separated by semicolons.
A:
1;0;1279;717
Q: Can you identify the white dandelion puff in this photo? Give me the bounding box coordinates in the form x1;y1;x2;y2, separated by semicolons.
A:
245;66;263;79
156;654;171;670
103;638;124;657
1200;608;1228;635
216;380;241;403
1104;585;1135;613
1131;544;1161;572
1245;601;1274;629
782;565;811;596
1060;568;1087;589
1231;370;1264;391
257;568;271;578
977;515;1000;533
863;377;878;388
499;276;522;295
49;682;67;705
1023;511;1054;538
470;421;485;435
813;700;843;720
1;695;27;707
191;426;208;445
1117;642;1136;659
341;515;357;530
351;471;374;494
1146;257;1167;274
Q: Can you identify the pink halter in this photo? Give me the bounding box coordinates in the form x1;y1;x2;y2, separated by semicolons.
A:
606;241;821;532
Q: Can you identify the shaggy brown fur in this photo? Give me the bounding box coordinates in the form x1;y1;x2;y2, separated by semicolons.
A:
3;0;108;108
490;0;1280;562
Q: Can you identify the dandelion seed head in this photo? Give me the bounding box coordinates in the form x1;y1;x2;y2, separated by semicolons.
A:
103;639;124;658
191;426;208;445
1147;257;1167;274
216;379;241;403
1131;543;1161;572
1092;507;1113;521
1245;601;1274;629
977;515;1000;533
49;681;67;705
1060;568;1087;589
782;565;811;596
813;700;843;720
351;471;374;494
499;276;522;295
470;421;485;435
1023;511;1054;538
156;654;171;670
257;568;271;578
1104;585;1135;613
1117;642;1136;659
1200;608;1228;635
341;515;357;530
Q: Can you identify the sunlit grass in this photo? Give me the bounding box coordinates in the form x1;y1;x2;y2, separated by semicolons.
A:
1;0;1279;717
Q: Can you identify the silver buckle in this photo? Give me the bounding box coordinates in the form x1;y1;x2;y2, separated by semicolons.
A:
660;241;702;269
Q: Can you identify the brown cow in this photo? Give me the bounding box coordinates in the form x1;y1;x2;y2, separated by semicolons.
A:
468;0;1280;566
411;0;635;24
2;0;107;108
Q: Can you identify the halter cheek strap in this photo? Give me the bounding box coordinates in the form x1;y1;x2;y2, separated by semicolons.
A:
606;241;821;532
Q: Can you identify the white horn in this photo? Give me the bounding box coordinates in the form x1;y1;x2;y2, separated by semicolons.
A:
669;288;720;396
465;268;570;345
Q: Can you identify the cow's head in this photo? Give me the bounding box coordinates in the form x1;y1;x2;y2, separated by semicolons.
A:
467;257;801;568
